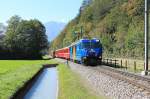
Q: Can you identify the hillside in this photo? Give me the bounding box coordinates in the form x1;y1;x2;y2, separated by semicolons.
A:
50;0;147;58
45;22;66;41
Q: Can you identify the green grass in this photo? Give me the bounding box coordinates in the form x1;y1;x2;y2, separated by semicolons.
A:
0;59;55;99
58;63;106;99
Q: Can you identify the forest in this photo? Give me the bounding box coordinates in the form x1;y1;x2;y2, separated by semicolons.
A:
0;15;48;59
50;0;149;59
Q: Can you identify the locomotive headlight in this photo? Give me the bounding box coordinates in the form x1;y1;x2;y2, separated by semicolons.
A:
99;56;102;59
83;57;87;59
96;40;100;42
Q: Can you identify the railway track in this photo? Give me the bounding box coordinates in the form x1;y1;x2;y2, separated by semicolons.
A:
90;65;150;94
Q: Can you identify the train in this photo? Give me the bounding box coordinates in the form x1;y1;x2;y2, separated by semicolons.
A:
53;38;103;65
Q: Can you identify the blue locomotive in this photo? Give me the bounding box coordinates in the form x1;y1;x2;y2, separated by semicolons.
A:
69;38;102;65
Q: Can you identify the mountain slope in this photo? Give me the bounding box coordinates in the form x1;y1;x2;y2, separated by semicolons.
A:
45;22;66;41
50;0;147;58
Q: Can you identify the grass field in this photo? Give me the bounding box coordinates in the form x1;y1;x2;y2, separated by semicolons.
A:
0;59;53;99
58;63;106;99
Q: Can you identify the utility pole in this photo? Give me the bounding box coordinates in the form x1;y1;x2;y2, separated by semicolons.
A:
142;0;149;75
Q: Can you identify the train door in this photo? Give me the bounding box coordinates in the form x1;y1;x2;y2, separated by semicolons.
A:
78;43;82;61
69;46;73;60
76;44;79;60
73;45;76;62
76;43;81;61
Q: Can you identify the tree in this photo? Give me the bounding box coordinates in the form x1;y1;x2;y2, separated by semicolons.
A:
80;0;92;11
4;15;22;52
28;19;48;58
3;15;48;59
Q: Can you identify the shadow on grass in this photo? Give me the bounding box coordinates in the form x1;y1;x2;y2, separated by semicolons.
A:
43;64;58;68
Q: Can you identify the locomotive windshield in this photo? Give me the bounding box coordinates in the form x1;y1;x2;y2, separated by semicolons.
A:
82;42;90;48
91;42;102;48
81;41;101;49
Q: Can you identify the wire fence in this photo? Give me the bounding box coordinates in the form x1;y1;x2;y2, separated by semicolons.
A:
102;58;146;73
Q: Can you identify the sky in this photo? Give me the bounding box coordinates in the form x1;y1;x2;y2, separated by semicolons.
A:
0;0;83;24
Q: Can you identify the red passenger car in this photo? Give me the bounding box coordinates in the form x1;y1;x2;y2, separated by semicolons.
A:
55;47;70;59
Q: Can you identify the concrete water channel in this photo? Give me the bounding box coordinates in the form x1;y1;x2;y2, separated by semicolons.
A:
24;67;58;99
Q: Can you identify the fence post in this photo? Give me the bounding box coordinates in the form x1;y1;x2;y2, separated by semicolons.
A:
107;59;108;65
121;60;122;68
125;60;127;70
134;61;136;73
115;60;117;67
110;59;112;66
